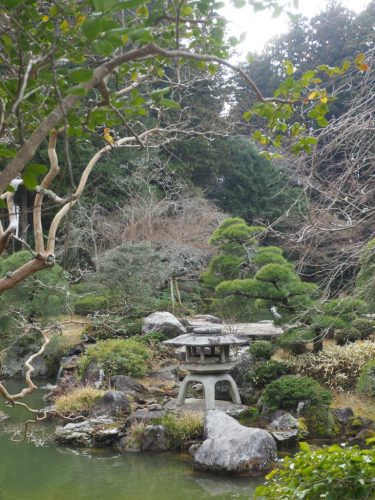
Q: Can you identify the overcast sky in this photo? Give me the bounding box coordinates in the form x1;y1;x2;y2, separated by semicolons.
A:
220;0;371;56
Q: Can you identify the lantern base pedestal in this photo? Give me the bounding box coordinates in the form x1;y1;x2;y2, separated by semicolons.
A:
176;372;241;411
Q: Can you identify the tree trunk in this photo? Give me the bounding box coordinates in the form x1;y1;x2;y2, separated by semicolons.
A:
0;253;54;295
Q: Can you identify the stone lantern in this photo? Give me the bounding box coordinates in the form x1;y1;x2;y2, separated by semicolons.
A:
164;326;247;410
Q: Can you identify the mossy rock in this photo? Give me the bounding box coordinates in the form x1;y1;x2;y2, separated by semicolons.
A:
297;417;309;439
302;406;341;439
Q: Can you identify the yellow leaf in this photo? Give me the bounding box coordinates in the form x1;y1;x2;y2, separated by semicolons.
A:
136;5;149;17
60;19;69;32
42;15;49;22
76;14;86;26
355;52;365;65
308;91;319;100
121;33;129;44
320;97;328;104
357;63;369;72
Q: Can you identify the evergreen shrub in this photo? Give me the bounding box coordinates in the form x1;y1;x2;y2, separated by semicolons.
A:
74;295;110;316
261;375;332;412
251;360;289;387
248;340;274;360
334;328;361;345
79;339;151;378
356;359;375;397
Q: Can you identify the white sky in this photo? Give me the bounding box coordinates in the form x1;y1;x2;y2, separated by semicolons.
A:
220;0;371;55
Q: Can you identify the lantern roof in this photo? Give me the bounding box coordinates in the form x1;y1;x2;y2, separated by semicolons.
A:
163;333;248;347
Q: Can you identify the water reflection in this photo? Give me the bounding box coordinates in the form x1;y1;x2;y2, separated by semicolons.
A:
0;381;259;500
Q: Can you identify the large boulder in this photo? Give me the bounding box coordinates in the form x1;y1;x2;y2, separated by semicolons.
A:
142;312;186;338
193;410;277;476
54;417;123;447
93;391;131;418
110;375;149;402
141;425;169;452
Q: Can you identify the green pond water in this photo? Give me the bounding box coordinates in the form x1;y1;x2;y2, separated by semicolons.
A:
0;380;261;500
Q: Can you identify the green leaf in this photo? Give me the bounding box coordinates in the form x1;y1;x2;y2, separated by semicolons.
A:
136;5;149;17
21;172;38;190
283;60;295;76
92;39;114;56
0;146;16;158
150;87;170;99
89;108;109;127
82;17;104;41
25;163;48;176
69;68;94;83
129;28;154;43
0;199;7;209
243;111;252;121
208;63;218;75
159;98;180;109
316;116;329;127
299;441;310;452
22;164;48;189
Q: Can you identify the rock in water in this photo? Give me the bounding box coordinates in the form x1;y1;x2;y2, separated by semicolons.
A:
193;410;277;476
141;425;169;452
142;312;186;338
54;418;122;447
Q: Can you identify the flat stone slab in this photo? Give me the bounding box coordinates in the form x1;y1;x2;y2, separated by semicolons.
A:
180;320;282;339
164;398;248;417
224;322;282;338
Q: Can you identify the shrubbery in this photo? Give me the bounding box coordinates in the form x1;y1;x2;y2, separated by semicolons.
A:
279;341;375;390
334;328;361;345
79;339;151;378
82;318;143;340
356;359;375;397
256;442;375;499
277;327;314;355
248;340;274;360
74;294;110;316
251;360;289;387
261;375;332;413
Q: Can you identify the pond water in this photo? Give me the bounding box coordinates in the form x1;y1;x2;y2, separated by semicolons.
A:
0;380;261;500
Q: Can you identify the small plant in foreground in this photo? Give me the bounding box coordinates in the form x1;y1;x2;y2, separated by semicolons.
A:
255;442;375;499
261;375;332;413
79;338;151;378
55;387;105;414
249;340;274;360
